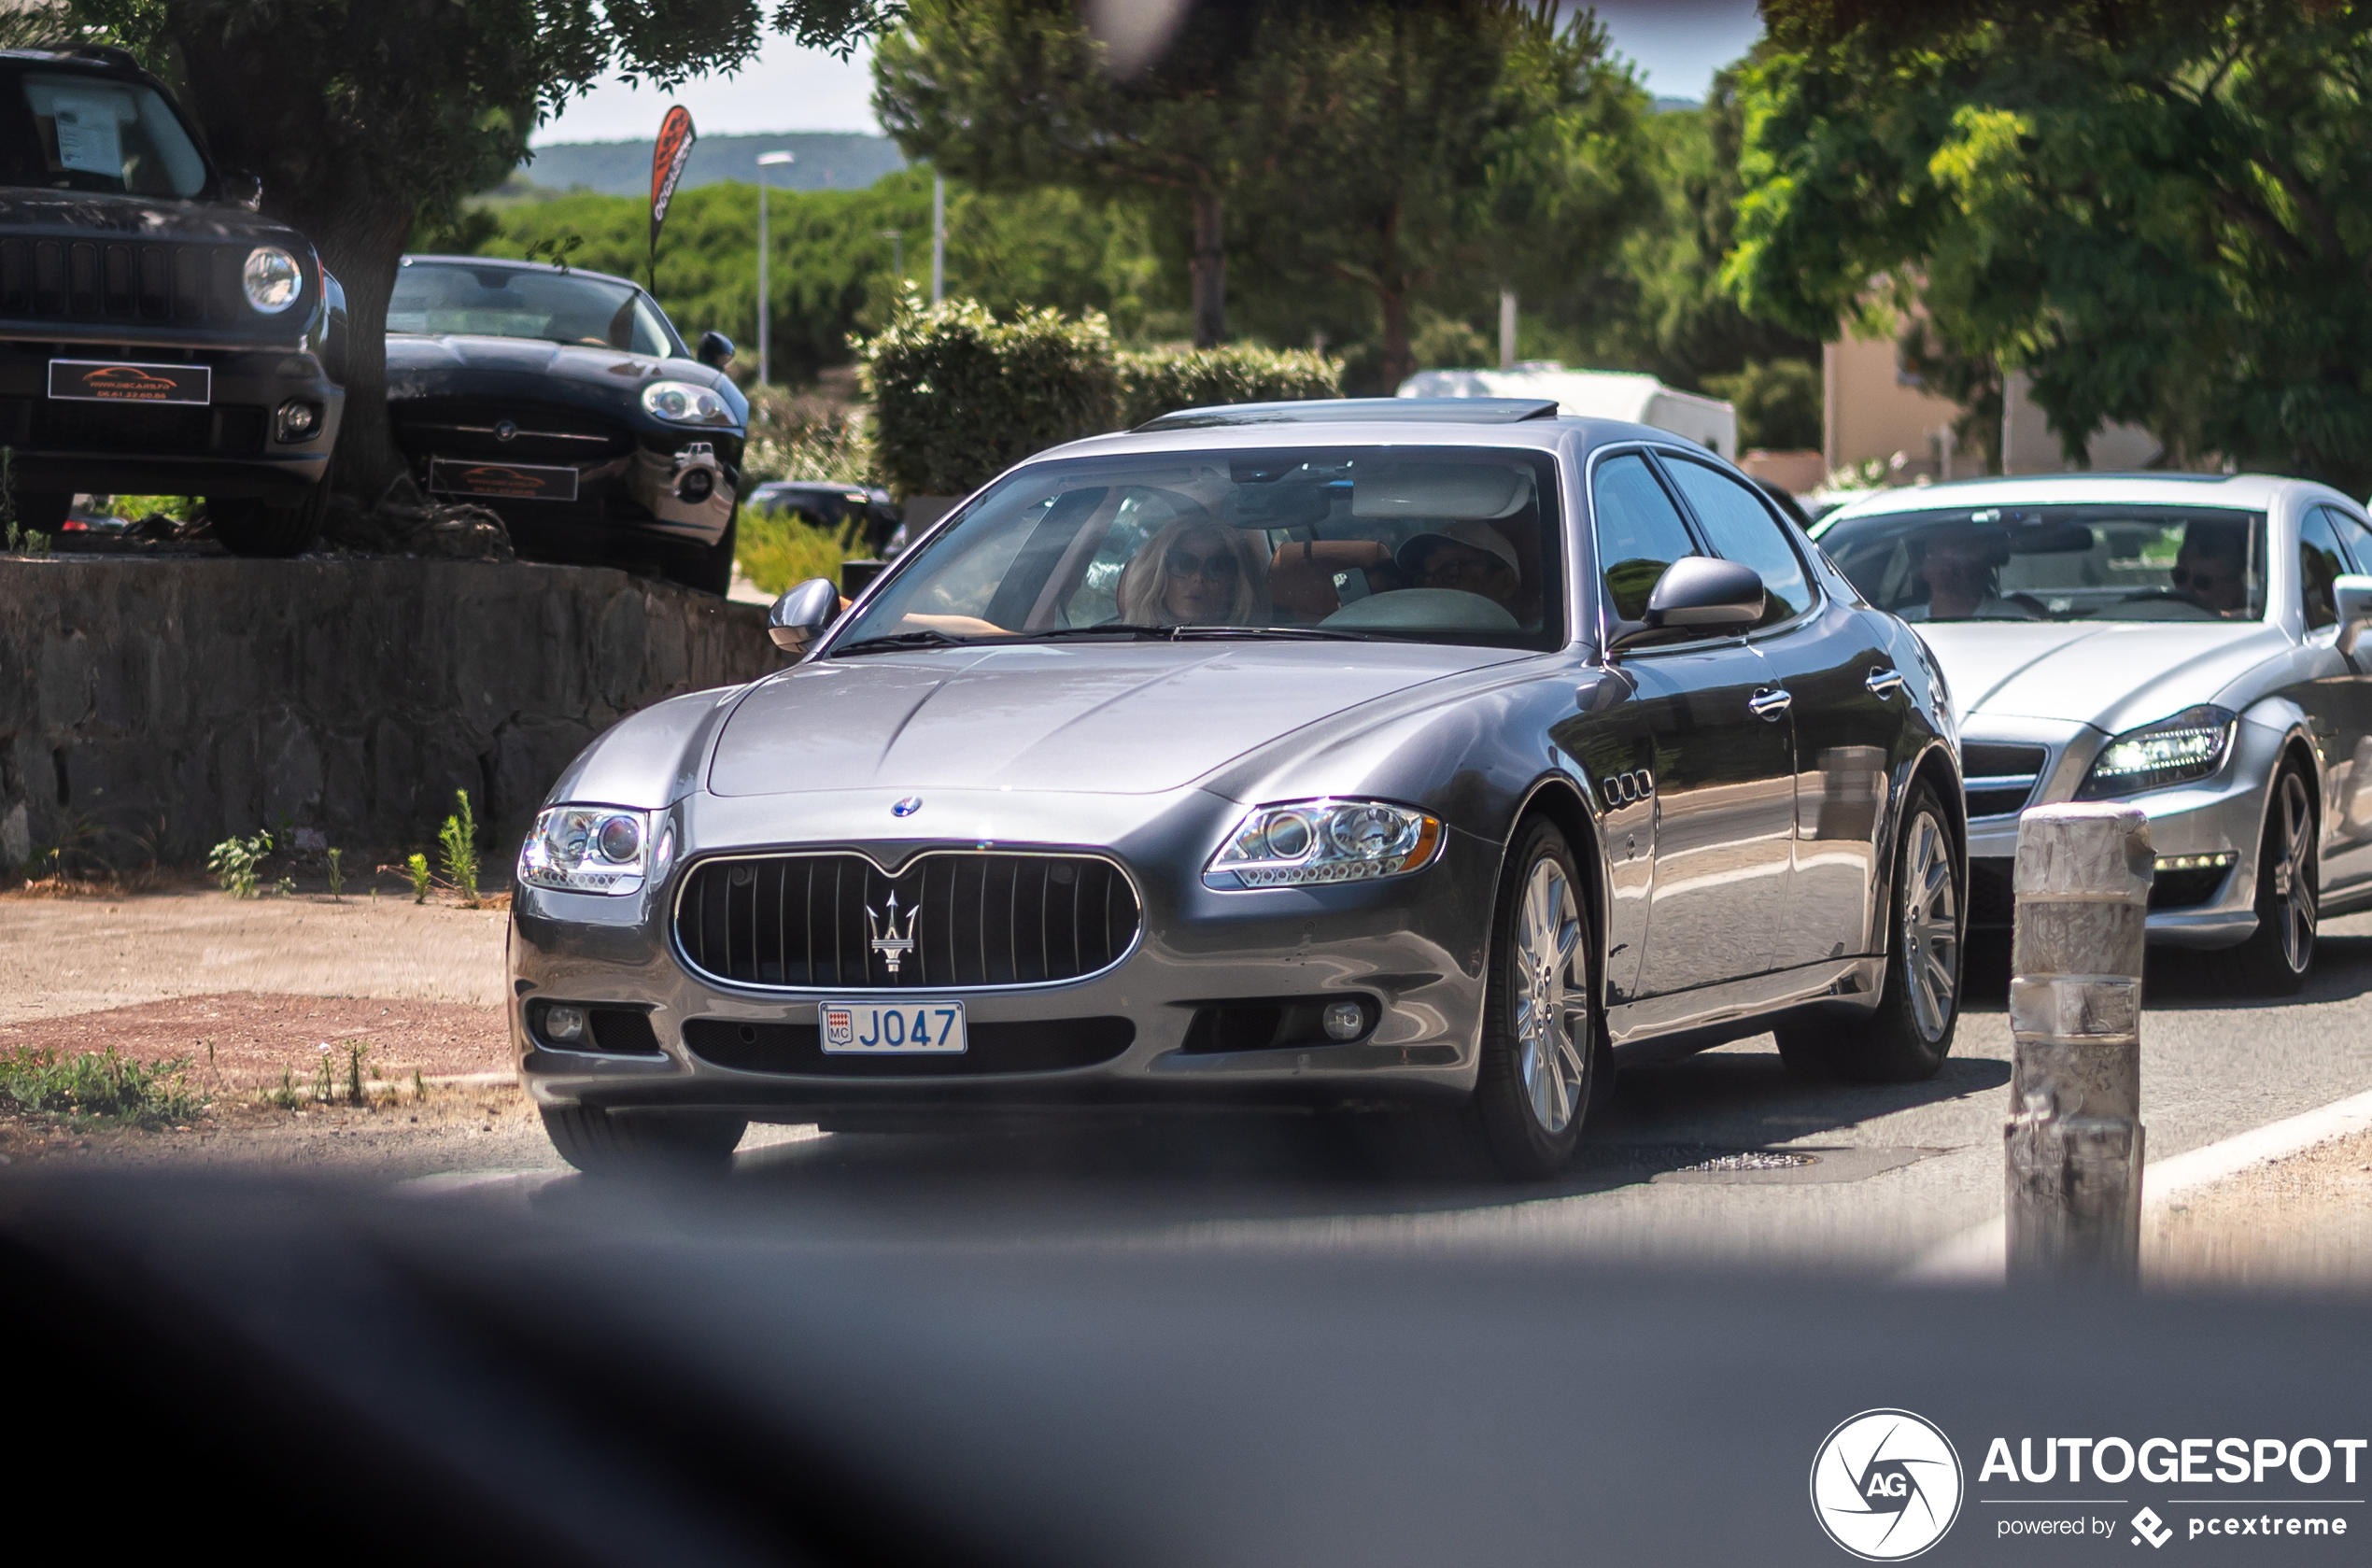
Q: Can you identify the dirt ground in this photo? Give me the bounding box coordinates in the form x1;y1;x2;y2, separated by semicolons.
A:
2147;1126;2372;1293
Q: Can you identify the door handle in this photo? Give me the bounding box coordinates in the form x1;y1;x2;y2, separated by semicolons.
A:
1748;686;1793;721
1865;665;1906;699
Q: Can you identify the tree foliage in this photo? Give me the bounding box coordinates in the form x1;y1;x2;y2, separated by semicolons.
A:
1729;1;2372;489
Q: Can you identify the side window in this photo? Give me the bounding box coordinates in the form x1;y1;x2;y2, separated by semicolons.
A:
2298;507;2345;631
1591;453;1700;622
2320;505;2372;576
1659;456;1814;625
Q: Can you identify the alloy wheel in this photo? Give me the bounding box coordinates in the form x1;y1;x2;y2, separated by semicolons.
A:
2269;770;2317;974
1899;808;1960;1042
1513;855;1589;1135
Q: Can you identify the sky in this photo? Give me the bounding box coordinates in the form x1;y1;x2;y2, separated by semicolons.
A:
530;2;1767;146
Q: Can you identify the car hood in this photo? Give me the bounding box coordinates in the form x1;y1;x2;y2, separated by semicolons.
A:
708;641;1532;798
385;333;737;404
1915;620;2291;729
0;190;308;247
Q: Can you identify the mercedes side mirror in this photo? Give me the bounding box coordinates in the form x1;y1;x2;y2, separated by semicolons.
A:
1607;556;1765;653
769;576;840;657
697;331;735;370
223;168;262;211
2335;573;2372;657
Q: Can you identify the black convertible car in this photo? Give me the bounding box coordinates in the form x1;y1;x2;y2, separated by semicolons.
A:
386;255;747;593
0;45;346;555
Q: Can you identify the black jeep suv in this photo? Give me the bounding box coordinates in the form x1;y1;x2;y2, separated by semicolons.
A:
0;46;346;555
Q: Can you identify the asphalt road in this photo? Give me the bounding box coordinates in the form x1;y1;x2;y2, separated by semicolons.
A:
479;915;2372;1279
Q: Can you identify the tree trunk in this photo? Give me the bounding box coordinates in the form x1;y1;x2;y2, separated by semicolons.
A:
1190;189;1226;347
292;192;418;504
1374;200;1413;391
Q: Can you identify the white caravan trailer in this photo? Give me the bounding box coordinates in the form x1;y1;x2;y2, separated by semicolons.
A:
1398;363;1739;459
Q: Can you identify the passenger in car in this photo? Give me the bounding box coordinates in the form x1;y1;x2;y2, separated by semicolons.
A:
1399;520;1526;617
2173;523;2252;616
1899;524;2024;620
1120;517;1275;626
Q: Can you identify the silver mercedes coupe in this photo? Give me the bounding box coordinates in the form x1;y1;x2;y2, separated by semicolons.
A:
511;399;1961;1179
1815;473;2372;994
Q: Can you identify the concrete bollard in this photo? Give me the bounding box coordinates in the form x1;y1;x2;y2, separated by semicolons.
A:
2006;803;2153;1284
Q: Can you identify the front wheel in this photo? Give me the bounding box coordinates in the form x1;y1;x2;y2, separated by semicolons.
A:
1777;782;1962;1082
540;1105;747;1176
2208;763;2316;996
1467;817;1600;1180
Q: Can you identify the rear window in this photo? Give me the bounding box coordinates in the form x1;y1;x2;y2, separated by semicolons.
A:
0;69;208;198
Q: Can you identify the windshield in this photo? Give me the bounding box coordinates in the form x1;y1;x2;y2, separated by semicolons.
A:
0;69;208;198
833;446;1566;653
388;260;679;355
1815;503;2269;623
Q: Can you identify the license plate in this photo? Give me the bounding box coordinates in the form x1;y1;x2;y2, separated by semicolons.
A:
820;999;966;1054
429;457;580;501
48;359;210;404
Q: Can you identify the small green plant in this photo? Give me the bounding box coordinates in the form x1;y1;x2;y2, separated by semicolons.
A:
413;1067;427;1102
274;873;295;897
0;1045;205;1129
406;852;431;904
269;1066;300;1110
439;790;480;905
326;847;345;898
344;1040;369;1107
311;1043;334;1103
206;831;273;897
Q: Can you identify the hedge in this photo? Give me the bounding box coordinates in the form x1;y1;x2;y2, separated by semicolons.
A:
858;292;1342;499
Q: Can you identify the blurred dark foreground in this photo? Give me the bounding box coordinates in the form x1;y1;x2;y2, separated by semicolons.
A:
3;1169;2363;1567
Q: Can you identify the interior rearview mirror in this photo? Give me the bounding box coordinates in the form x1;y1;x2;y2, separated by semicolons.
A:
768;577;840;657
697;331;735;370
1607;556;1765;653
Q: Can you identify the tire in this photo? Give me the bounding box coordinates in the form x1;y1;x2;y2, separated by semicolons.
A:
1776;782;1962;1083
209;479;329;558
2207;763;2317;996
540;1104;747;1176
665;503;738;595
1466;816;1600;1180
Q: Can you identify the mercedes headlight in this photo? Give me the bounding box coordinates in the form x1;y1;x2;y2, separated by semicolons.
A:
2076;705;2237;798
519;805;665;895
1206;798;1443;889
243;246;302;313
641;379;734;427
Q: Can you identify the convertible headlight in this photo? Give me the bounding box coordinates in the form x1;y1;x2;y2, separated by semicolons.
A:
2076;705;2237;799
641;379;734;427
242;246;301;313
518;805;664;896
1206;798;1443;889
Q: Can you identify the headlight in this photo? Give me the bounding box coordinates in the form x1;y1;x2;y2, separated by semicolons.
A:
243;246;302;313
2076;705;2237;798
642;379;734;426
518;805;664;896
1205;798;1443;889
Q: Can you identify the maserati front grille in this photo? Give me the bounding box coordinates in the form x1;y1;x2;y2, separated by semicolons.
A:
674;852;1141;991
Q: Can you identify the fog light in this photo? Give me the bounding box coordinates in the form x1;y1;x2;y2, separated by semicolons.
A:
1321;1000;1367;1041
676;467;715;502
544;1005;588;1044
275;399;321;442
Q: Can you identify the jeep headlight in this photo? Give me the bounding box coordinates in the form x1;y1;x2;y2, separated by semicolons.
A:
243;246;302;313
519;805;665;895
641;378;734;427
1206;798;1443;889
2076;705;2237;798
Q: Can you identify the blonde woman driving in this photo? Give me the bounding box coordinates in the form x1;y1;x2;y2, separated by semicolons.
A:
1119;516;1274;627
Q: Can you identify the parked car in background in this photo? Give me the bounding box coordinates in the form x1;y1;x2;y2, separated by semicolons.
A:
1814;473;2372;993
0;45;346;555
512;398;1963;1180
385;255;746;593
748;478;898;552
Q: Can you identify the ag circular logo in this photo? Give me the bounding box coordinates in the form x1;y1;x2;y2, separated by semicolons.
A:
1810;1408;1964;1561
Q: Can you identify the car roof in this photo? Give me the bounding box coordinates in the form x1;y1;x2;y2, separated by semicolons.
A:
1137;397;1560;431
1039;407;1720;464
399;253;647;296
1814;472;2344;530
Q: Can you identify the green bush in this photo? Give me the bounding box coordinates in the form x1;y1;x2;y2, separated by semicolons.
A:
1115;346;1342;429
0;1045;204;1129
738;509;870;598
1702;357;1822;452
859;290;1122;499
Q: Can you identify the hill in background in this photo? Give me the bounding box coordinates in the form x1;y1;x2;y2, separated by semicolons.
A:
515;133;906;197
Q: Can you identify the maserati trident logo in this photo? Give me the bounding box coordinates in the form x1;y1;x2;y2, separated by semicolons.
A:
891;795;923;817
866;890;920;977
1810;1408;1963;1561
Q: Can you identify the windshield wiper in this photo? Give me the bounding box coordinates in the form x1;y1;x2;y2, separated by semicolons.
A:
1169;624;1378;642
1009;623;1180;642
830;629;972;657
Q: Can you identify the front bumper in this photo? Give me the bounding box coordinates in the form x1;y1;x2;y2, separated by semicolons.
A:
0;340;340;502
1965;715;2279;948
509;787;1497;1117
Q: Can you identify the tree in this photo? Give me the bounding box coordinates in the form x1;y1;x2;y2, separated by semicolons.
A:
67;0;894;502
873;0;1269;346
1727;2;2372;490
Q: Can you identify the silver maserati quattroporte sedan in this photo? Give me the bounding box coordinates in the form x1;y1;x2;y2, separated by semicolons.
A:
511;399;1962;1180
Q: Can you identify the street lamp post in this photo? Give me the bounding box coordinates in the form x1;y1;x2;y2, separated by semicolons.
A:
755;150;794;387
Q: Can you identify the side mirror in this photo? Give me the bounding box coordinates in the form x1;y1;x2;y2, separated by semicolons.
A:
768;576;840;657
697;331;735;370
222;169;262;211
2335;573;2372;657
1607;556;1765;653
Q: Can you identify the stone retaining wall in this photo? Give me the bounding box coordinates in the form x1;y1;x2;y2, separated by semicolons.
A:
0;557;780;870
